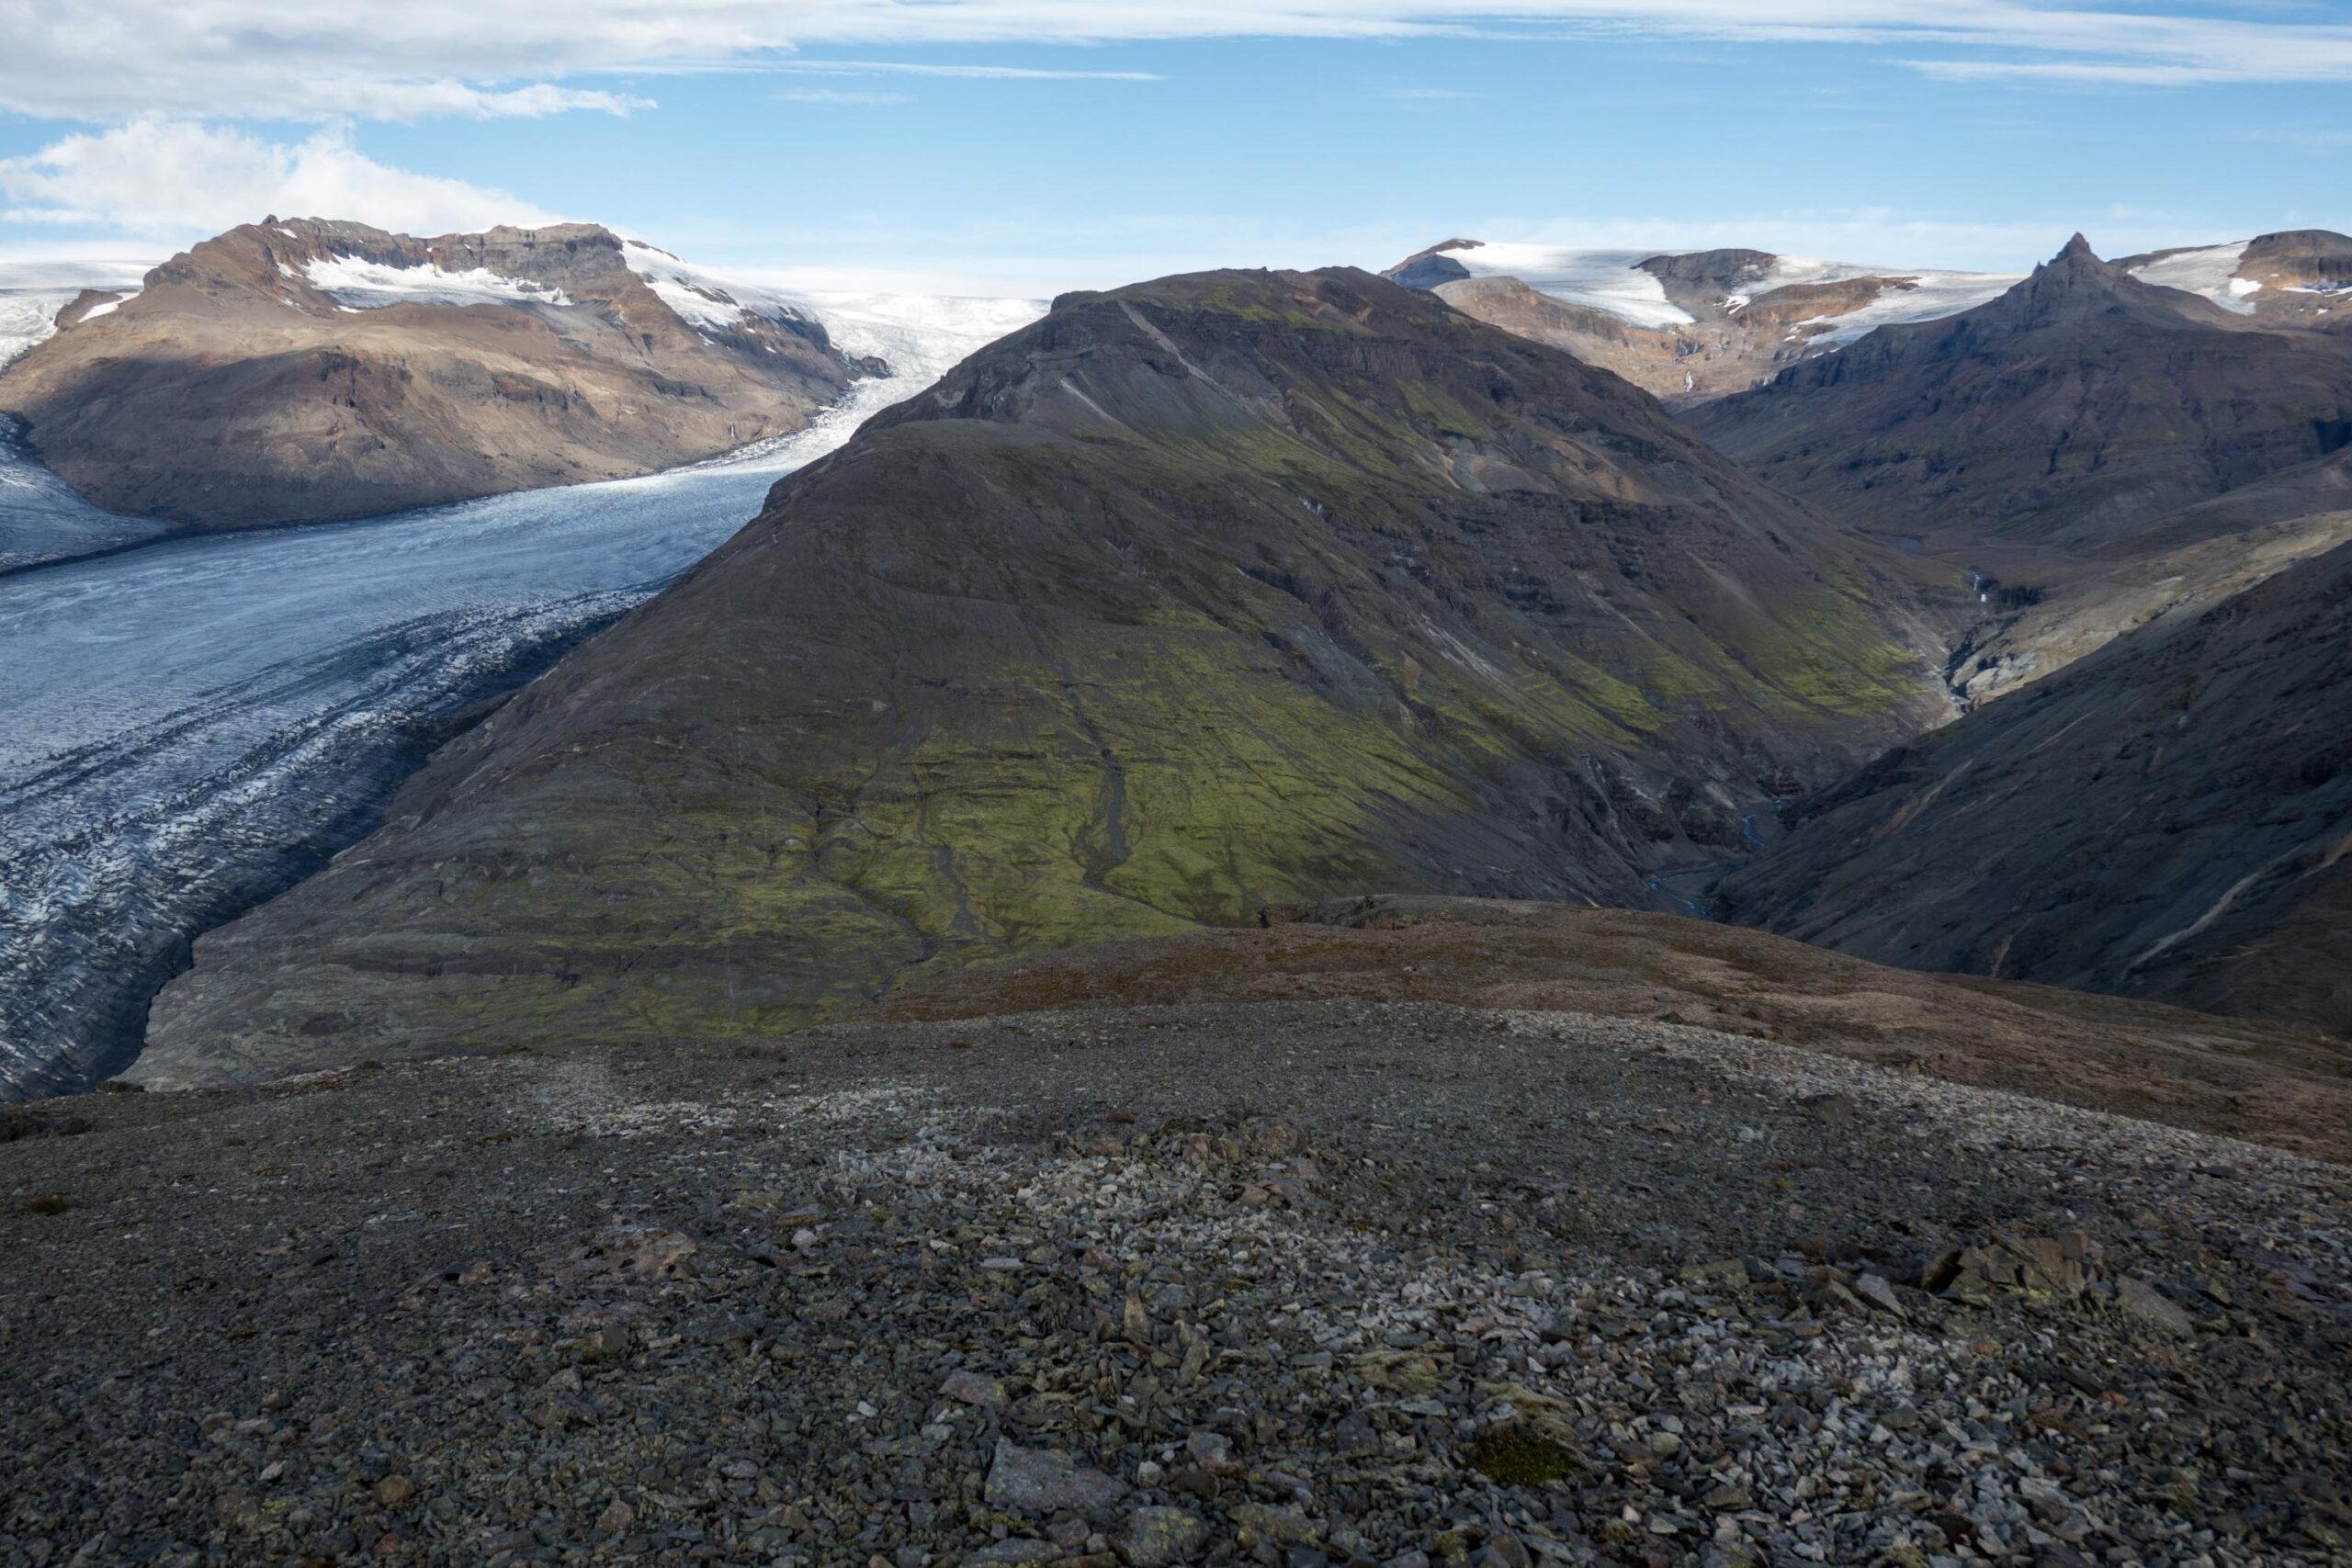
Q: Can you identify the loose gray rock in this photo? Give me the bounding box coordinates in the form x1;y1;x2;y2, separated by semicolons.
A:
986;1439;1125;1513
2116;1275;2197;1337
1120;1506;1209;1567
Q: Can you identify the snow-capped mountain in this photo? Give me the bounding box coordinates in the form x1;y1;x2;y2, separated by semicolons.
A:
1386;230;2352;402
0;220;1047;536
1384;238;2022;400
2117;230;2352;327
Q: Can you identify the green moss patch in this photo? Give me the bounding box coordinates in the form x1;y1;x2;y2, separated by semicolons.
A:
1464;1430;1578;1487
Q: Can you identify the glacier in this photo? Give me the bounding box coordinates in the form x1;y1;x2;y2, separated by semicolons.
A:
0;282;1044;1097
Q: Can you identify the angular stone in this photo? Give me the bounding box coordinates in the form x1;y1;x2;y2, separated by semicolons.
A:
2115;1276;2195;1337
986;1440;1125;1513
1119;1506;1208;1567
1678;1258;1748;1288
942;1370;1008;1409
1854;1273;1906;1315
1231;1504;1319;1548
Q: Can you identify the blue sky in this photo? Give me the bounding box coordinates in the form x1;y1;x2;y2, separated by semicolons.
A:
3;4;2348;293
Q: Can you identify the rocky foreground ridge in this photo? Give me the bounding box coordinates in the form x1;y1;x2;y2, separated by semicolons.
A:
6;906;2349;1566
0;218;868;530
140;266;1955;1085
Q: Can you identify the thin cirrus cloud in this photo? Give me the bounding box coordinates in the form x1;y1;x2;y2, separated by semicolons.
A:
755;60;1164;80
1;3;2345;257
3;3;2350;128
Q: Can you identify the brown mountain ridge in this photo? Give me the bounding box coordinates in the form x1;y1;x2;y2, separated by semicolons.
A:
0;217;868;531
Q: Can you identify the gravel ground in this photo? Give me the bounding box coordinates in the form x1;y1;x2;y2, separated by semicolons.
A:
3;1000;2346;1567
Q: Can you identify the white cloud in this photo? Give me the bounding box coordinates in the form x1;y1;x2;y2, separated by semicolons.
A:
1;3;2348;130
0;121;561;238
330;82;654;120
761;59;1163;80
1902;58;2349;86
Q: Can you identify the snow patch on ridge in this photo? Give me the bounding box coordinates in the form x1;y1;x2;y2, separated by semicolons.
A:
1795;268;2026;347
1444;244;1694;329
2125;242;2258;314
1431;243;2014;338
302;255;571;310
620;240;820;339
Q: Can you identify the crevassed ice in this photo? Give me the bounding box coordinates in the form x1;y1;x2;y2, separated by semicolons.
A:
0;278;1048;1095
302;254;572;310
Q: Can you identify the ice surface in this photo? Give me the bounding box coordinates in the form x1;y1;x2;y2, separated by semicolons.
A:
0;287;1042;1097
620;239;822;336
1;265;168;572
0;259;153;370
1438;243;2014;339
620;237;1046;376
301;254;572;310
2124;242;2257;314
1793;268;2025;348
1443;244;1695;328
0;431;167;574
799;290;1047;383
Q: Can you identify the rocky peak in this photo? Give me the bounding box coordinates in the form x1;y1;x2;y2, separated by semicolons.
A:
872;266;1725;510
1964;230;2223;335
1383;240;1483;291
1638;247;1777;289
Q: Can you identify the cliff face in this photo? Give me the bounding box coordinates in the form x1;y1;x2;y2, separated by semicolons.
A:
1724;538;2352;1039
0;218;865;530
140;266;1950;1086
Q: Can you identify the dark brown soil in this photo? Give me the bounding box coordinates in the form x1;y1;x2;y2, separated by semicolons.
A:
877;898;2352;1163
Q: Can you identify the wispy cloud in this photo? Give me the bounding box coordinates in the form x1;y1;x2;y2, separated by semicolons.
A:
763;60;1164;82
6;4;2351;133
1902;57;2349;86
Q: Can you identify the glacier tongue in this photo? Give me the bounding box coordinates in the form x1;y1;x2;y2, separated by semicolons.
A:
0;286;1044;1098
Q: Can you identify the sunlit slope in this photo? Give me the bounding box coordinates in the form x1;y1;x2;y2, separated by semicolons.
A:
144;267;1948;1083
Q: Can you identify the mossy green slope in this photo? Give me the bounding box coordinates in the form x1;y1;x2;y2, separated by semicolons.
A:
142;267;1947;1085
